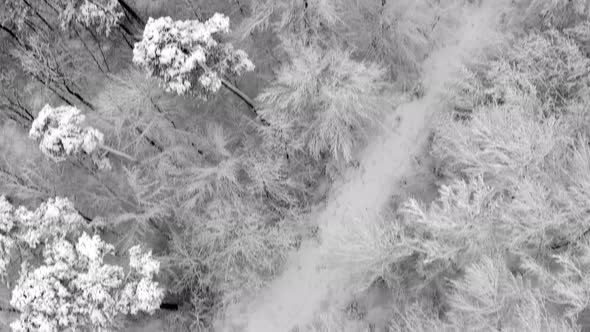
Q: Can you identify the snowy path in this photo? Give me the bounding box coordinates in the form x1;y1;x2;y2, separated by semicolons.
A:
221;4;502;332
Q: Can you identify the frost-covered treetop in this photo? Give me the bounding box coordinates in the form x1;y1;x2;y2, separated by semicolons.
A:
29;104;111;169
0;196;86;276
0;196;164;331
133;13;255;95
10;234;164;332
59;0;123;36
0;195;85;253
29;104;103;159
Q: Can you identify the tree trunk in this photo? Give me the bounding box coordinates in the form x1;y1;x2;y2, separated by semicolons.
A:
220;78;256;110
117;0;145;26
134;126;164;152
74;27;106;73
117;29;134;48
63;83;95;110
32;75;75;106
220;78;269;126
87;28;111;72
2;109;30;129
0;24;22;46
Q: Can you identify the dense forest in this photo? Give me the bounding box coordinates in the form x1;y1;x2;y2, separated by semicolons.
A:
2;0;590;331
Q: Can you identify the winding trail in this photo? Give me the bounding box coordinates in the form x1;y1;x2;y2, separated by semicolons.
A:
220;4;503;332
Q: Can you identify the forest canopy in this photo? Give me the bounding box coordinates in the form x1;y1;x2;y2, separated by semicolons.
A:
2;0;590;331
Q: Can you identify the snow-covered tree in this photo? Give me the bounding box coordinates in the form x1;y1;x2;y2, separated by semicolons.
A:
446;255;585;331
0;196;164;332
10;234;164;332
339;0;450;87
237;0;342;46
88;67;311;327
0;196;86;260
257;45;395;162
488;29;590;113
29;104;136;169
132;13;255;103
59;0;124;36
444;27;590;119
509;0;590;31
29;105;104;162
10;32;97;110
